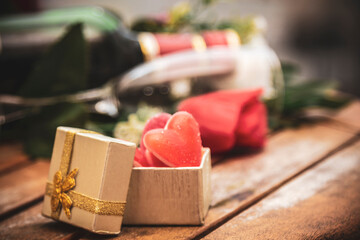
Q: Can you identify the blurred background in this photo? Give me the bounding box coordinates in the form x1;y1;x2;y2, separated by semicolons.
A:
2;0;358;96
0;0;358;158
48;0;360;96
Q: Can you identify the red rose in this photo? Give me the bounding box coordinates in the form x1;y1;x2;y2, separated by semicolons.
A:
178;89;267;153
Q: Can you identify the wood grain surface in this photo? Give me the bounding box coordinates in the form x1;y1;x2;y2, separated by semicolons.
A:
204;139;360;240
0;104;359;240
0;203;80;240
0;161;49;219
81;123;356;240
333;101;360;131
0;143;30;175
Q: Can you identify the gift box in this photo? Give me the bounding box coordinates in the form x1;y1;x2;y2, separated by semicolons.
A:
43;126;211;233
123;148;212;225
42;127;136;234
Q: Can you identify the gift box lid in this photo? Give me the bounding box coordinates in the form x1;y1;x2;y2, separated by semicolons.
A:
42;126;136;234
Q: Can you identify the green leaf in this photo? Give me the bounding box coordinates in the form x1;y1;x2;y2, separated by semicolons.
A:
18;23;88;97
265;62;352;131
284;80;344;114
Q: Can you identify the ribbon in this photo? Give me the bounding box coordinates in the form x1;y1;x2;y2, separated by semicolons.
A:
45;129;126;219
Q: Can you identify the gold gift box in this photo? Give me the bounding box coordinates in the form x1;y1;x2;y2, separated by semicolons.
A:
43;126;211;234
42;127;136;234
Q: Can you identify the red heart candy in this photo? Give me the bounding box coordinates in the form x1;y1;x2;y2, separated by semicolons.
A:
145;149;169;167
143;111;202;167
133;148;149;167
140;113;172;153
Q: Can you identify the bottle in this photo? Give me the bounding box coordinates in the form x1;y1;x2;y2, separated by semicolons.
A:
113;17;284;128
0;6;240;94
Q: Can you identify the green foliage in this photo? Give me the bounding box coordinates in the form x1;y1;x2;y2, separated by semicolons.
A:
1;23;89;158
18;23;88;97
130;0;257;44
167;1;192;32
266;63;352;130
282;63;350;115
217;18;257;44
112;103;163;146
131;18;166;33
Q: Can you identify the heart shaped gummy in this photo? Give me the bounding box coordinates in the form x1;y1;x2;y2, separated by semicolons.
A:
133;148;149;167
145;149;169;167
143;111;202;167
140;113;171;167
140;113;171;154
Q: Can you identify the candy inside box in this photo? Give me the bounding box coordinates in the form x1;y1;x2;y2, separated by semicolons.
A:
124;148;212;225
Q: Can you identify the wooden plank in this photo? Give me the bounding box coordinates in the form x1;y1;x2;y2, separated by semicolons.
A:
80;123;356;240
0;120;355;239
0;161;49;219
300;100;360;135
0;143;31;175
0;203;80;240
204;139;360;240
0;158;78;239
333;100;360;131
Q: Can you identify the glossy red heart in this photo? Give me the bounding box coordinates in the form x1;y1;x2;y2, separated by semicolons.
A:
145;149;169;167
133;148;149;167
143;111;202;167
140;113;171;154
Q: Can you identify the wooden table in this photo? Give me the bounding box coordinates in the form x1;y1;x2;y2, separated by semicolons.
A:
1;102;360;240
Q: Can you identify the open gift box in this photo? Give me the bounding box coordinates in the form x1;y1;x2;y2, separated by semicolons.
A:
42;127;211;234
124;147;211;225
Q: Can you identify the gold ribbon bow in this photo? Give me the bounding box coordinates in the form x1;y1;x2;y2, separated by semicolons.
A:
51;168;78;219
